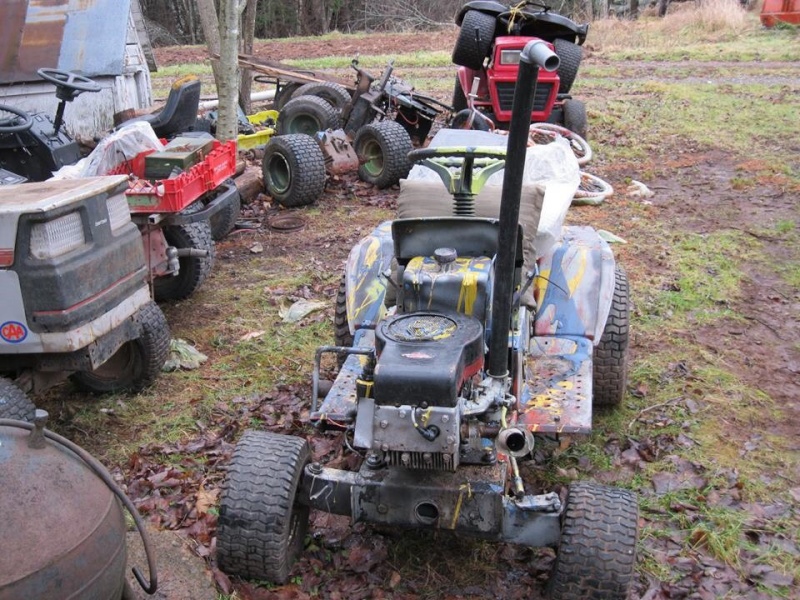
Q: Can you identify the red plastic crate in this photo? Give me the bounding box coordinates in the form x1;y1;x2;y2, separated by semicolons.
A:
109;140;237;214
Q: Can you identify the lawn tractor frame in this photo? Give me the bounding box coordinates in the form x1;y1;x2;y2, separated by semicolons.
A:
217;41;638;599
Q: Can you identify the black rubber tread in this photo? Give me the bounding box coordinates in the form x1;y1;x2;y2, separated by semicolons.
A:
333;274;352;348
276;95;340;136
593;266;630;408
0;377;35;421
554;38;583;94
153;202;216;301
452;77;468;112
563;99;588;141
548;482;639;600
274;82;303;110
71;301;170;394
209;182;241;241
291;81;352;111
217;430;311;583
354;121;413;189
262;134;326;208
452;10;496;70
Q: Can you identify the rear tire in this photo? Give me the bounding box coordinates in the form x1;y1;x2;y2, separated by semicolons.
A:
153;203;216;301
277;95;340;136
274;82;303;110
452;10;496;70
354;121;412;189
548;482;638;600
291;81;351;111
71;301;170;394
554;39;583;94
209;181;241;241
0;377;35;421
563;99;587;141
593;267;629;407
262;134;326;207
217;430;310;583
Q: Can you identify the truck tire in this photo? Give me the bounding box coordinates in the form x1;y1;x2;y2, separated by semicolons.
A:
593;267;629;407
548;482;638;600
217;430;310;583
354;121;412;189
554;38;583;94
291;81;352;111
563;99;587;141
0;377;35;421
452;10;496;70
262;134;326;207
71;301;170;394
209;181;241;241
276;95;340;136
153;203;216;302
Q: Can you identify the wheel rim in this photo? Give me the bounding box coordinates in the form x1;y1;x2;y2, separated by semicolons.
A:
268;154;291;194
361;139;384;177
88;342;138;382
288;114;321;135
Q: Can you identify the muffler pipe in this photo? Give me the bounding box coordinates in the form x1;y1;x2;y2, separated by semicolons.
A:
488;40;559;379
497;426;535;458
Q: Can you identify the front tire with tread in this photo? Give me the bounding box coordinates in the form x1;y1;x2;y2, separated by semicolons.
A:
153;203;216;302
354;121;412;189
71;301;170;394
563;99;588;140
593;266;630;407
452;10;496;70
217;430;310;583
548;482;638;600
554;39;583;94
291;82;351;110
277;95;340;136
209;181;241;241
262;134;326;207
0;378;35;421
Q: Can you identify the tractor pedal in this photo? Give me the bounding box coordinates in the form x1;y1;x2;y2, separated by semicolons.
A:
518;336;593;434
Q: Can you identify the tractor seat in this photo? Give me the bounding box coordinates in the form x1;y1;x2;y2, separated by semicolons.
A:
124;76;201;139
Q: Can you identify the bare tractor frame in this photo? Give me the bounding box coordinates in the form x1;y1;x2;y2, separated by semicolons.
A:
261;58;449;208
218;42;638;599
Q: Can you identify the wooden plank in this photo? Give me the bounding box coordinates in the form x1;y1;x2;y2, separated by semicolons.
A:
238;53;354;91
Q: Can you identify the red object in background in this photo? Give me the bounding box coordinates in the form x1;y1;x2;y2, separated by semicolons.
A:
760;0;800;26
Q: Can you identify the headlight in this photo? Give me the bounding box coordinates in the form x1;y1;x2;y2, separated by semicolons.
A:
29;212;85;259
106;192;131;232
500;50;521;65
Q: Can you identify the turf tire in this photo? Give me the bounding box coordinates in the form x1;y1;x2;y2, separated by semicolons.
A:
548;482;639;600
563;98;588;141
0;378;35;421
209;181;241;241
71;301;170;394
217;430;310;583
276;95;340;136
262;134;326;207
554;39;583;94
153;203;216;301
593;266;630;407
452;10;496;70
354;121;413;188
291;81;351;111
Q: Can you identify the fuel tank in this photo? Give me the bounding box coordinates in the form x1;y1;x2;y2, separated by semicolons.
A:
0;417;127;600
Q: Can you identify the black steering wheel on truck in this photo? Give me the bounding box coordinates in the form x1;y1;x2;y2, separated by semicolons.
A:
0;105;34;134
37;68;101;101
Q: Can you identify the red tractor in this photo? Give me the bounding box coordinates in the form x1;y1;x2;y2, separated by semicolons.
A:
452;1;589;138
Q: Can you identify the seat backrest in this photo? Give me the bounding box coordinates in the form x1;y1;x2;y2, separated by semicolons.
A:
129;76;201;139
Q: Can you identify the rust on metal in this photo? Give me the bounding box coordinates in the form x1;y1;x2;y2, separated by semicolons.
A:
318;130;360;175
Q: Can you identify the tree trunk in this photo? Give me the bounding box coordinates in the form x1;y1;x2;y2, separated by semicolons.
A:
216;0;246;141
196;0;221;85
239;0;257;114
630;0;639;18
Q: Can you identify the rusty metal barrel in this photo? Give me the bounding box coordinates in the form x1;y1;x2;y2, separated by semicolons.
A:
0;412;129;600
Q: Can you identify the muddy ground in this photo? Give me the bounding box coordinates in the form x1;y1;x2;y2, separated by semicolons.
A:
68;32;800;600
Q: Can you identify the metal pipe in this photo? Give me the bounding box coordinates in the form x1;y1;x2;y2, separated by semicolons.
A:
487;41;559;378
